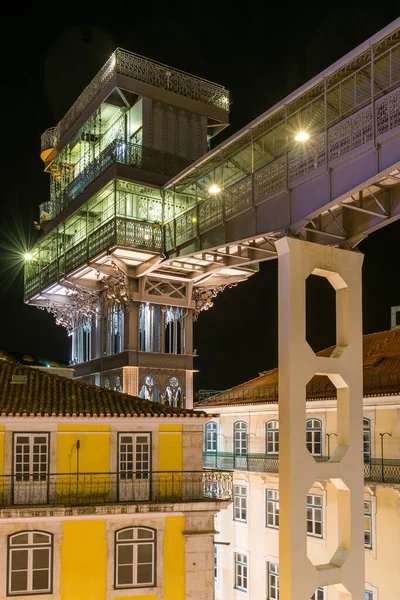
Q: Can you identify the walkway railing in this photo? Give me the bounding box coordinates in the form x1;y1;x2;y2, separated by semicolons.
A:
0;470;232;510
203;452;400;484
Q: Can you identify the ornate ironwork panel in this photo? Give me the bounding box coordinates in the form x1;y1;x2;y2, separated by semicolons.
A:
198;197;223;234
175;207;197;246
40;260;58;289
288;132;326;182
88;220;116;259
254;156;286;204
164;222;175;251
64;239;87;274
223;175;252;219
328;105;373;161
116;218;162;251
24;274;40;299
40;127;57;152
376;87;400;137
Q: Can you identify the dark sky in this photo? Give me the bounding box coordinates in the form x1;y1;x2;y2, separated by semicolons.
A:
0;3;399;391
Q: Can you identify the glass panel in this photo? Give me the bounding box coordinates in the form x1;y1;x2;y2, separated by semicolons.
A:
34;437;47;444
11;549;28;570
137;528;154;539
11;571;28;592
118;544;133;564
11;534;29;546
118;565;133;585
137;563;153;584
117;529;134;541
33;533;50;545
32;569;49;591
137;543;153;563
16;437;29;444
32;548;49;569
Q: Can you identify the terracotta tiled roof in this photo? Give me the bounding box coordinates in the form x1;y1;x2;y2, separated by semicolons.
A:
196;329;400;407
0;361;207;418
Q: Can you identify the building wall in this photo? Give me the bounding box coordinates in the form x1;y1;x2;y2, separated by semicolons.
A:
208;397;400;600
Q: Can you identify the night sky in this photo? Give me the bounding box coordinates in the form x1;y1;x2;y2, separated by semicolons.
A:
1;4;399;391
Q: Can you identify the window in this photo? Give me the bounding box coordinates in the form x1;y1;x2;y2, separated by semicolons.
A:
8;531;52;595
72;323;91;364
266;489;279;529
306;419;322;456
108;306;124;355
266;421;279;454
365;592;373;600
118;434;150;479
311;588;325;600
115;527;155;588
268;562;279;599
214;546;219;580
14;434;49;482
234;553;248;591
307;494;323;537
233;485;247;522
364;500;372;549
363;418;371;463
205;422;218;452
234;421;248;455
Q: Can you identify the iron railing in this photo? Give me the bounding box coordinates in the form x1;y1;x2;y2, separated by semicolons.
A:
203;452;400;484
0;470;232;509
41;49;229;151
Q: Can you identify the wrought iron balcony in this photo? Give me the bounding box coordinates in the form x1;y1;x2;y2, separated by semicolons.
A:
41;49;229;152
49;139;191;220
203;452;400;484
0;470;232;511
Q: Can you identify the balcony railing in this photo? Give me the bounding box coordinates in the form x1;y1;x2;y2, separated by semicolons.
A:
49;139;192;220
203;452;400;484
0;470;232;510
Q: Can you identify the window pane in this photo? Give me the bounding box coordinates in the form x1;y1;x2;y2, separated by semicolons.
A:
118;544;133;564
137;563;153;584
32;548;49;569
118;565;133;585
33;533;50;545
117;529;134;541
32;569;49;591
137;528;154;539
11;549;28;570
11;534;29;546
137;543;153;563
11;571;28;592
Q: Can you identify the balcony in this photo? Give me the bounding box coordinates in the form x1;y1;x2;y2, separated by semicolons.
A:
203;452;400;484
0;470;232;513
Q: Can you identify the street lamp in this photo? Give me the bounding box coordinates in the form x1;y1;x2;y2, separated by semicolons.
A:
379;432;392;483
326;432;337;459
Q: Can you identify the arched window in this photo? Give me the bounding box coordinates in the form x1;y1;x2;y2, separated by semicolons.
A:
266;420;279;455
306;419;322;456
363;418;371;463
139;376;160;402
234;421;248;455
115;527;155;588
8;531;53;595
205;422;218;452
164;377;182;407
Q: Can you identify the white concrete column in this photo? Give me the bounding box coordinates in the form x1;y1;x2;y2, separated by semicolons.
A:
277;237;364;600
122;366;139;396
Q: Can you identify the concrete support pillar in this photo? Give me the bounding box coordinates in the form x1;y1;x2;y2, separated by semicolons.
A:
277;237;364;600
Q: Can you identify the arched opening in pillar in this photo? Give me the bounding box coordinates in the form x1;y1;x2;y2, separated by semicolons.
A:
163;376;183;407
139;375;160;402
306;273;336;353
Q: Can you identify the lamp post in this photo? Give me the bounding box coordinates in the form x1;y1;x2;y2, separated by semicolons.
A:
379;432;392;483
326;432;337;459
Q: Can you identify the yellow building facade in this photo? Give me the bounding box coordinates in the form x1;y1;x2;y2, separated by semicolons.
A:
0;361;231;599
199;329;400;600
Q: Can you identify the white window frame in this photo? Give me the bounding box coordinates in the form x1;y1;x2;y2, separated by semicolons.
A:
233;485;248;523
363;418;371;463
115;527;155;589
234;421;248;455
311;587;325;600
234;552;248;592
364;492;377;554
306;419;322;456
365;582;378;600
267;561;279;599
364;499;372;549
13;433;49;482
266;420;279;455
266;489;279;529
118;433;151;479
214;545;219;580
8;531;53;596
205;421;218;452
306;494;323;538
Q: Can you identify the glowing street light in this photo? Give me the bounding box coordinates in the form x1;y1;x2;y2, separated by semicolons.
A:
24;253;33;261
209;184;221;195
295;131;310;142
